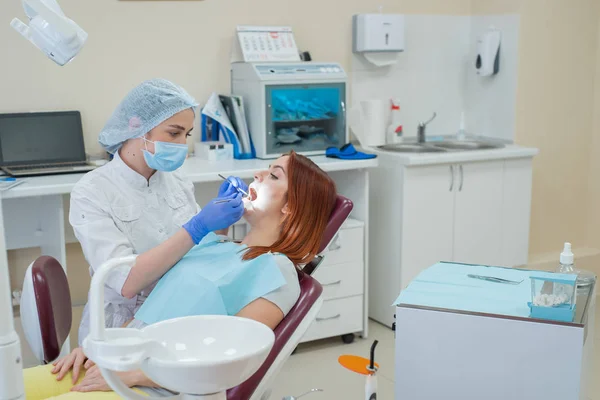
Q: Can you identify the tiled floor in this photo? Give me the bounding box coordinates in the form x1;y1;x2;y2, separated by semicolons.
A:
270;304;600;400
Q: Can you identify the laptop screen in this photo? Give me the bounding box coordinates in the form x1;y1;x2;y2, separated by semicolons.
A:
0;111;86;166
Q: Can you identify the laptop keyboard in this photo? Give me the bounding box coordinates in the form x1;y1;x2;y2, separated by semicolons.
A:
9;162;89;171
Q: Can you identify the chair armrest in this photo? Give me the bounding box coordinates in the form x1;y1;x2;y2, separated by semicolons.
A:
302;255;325;276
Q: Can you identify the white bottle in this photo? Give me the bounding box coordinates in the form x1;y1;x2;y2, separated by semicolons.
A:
387;98;403;143
558;242;574;271
557;242;596;323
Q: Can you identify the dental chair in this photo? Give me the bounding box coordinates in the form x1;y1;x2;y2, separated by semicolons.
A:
20;195;353;399
229;195;353;400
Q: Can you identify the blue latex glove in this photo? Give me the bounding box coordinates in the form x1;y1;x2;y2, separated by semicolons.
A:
183;193;244;244
218;176;249;198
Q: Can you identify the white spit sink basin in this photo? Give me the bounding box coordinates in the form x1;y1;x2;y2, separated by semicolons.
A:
83;256;275;400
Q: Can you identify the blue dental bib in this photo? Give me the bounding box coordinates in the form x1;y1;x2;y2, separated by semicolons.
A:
135;232;287;325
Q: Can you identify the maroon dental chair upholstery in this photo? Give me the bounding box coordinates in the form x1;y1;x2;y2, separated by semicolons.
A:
228;195;354;400
20;256;72;364
21;195;354;400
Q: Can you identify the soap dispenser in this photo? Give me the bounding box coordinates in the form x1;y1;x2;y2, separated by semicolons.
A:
557;242;597;323
475;27;501;77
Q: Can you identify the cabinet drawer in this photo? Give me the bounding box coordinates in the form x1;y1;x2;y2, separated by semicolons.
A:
313;261;363;300
301;296;363;342
320;227;364;267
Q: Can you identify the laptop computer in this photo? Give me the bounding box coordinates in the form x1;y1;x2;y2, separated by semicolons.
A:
0;111;96;177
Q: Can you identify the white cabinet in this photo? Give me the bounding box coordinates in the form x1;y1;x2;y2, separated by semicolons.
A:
395;300;594;400
401;164;455;286
452;161;504;265
301;219;365;343
401;160;504;295
302;296;363;343
500;158;534;267
369;155;534;328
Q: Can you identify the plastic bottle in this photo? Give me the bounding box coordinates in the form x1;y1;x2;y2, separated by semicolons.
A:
557;242;596;323
558;242;574;271
387;98;403;143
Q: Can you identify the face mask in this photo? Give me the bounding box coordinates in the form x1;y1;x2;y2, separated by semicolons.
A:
142;137;188;172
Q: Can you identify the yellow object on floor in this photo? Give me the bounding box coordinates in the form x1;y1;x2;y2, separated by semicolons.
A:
23;364;147;399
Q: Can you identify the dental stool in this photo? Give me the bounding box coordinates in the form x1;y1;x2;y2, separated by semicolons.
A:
20;256;72;364
20;195;353;399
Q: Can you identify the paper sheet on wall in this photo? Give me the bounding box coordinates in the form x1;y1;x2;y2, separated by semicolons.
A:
235;26;300;62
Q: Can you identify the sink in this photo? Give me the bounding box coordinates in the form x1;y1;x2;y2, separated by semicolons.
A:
84;256;275;399
140;316;274;394
377;140;505;153
431;140;504;151
377;143;446;153
85;315;274;398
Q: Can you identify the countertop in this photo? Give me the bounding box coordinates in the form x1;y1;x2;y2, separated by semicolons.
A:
364;143;538;166
0;155;379;200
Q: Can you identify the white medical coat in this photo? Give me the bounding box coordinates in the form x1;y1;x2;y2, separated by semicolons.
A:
69;151;199;344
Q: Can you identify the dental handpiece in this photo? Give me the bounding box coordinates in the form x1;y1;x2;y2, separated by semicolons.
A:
218;174;249;198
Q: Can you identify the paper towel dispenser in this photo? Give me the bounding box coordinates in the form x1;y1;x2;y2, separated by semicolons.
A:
353;14;405;53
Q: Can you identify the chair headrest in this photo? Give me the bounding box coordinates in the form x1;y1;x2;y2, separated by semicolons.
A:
318;195;353;254
20;256;72;363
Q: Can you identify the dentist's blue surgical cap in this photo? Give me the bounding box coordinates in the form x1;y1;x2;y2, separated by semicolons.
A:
99;78;199;154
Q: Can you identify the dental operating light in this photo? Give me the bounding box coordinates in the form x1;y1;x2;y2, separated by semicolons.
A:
11;0;88;66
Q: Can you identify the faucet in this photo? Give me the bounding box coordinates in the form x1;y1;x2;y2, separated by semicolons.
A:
417;112;437;143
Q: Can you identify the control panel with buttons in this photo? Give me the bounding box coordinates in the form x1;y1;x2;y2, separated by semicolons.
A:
255;64;344;76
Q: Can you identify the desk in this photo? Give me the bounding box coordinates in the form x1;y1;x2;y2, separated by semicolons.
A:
2;155;378;359
394;263;596;400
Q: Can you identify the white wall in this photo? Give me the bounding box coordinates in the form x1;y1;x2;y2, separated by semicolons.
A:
465;14;520;141
351;15;471;142
351;14;519;143
0;0;472;158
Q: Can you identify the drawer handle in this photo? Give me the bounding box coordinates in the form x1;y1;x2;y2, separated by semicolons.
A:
316;314;341;322
328;234;342;251
322;280;342;287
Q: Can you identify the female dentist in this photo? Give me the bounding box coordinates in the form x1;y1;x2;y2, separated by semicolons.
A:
54;79;247;383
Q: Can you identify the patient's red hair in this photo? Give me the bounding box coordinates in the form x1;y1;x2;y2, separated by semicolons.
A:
243;151;337;266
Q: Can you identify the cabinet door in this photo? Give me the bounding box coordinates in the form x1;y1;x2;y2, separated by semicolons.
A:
401;164;455;287
501;158;533;267
453;161;504;266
